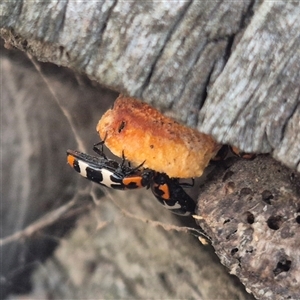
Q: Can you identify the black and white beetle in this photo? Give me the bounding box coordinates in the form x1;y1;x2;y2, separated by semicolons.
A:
67;145;196;215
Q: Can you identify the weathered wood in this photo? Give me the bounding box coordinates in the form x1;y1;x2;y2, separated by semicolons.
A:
1;1;300;299
196;155;300;300
199;2;300;170
0;1;252;116
1;1;299;172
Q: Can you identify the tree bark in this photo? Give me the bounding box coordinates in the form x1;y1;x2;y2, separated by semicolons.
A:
1;1;299;171
196;155;300;300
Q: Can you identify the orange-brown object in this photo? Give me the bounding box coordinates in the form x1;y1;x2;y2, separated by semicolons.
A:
231;146;256;160
96;95;220;178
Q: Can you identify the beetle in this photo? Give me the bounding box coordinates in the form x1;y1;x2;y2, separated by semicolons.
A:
67;143;152;190
67;146;196;215
150;172;196;216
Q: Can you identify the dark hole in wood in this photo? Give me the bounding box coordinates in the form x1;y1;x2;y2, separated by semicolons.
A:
225;181;235;193
245;211;255;224
267;215;283;230
223;219;231;224
231;248;239;255
261;190;274;204
273;258;291;276
240;188;252;196
296;215;300;224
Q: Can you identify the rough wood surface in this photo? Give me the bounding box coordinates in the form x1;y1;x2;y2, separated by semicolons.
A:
196;155;300;300
1;1;299;172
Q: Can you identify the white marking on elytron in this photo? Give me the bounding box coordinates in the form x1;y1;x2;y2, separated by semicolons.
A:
162;201;181;210
77;160;89;178
162;201;190;215
77;160;122;188
101;168;122;188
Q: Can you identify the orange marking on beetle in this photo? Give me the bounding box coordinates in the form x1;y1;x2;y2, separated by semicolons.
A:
122;176;143;187
67;154;76;167
159;183;170;200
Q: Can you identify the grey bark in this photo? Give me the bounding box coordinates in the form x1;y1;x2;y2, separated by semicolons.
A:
1;0;299;172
